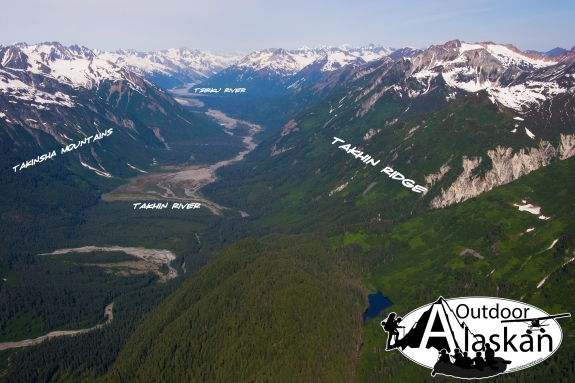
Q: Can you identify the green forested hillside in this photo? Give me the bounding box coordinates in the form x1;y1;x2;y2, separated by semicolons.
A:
203;90;562;233
0;277;177;382
103;235;366;383
336;155;575;382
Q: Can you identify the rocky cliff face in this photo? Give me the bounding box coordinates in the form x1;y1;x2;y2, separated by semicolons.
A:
429;134;575;208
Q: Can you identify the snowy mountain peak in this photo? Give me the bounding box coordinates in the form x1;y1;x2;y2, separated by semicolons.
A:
0;41;245;92
1;43;126;90
236;48;302;76
232;44;395;77
390;39;570;113
92;46;244;88
482;43;556;68
23;42;96;62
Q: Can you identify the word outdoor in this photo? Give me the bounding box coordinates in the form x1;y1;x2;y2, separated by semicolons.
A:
193;88;246;93
133;202;201;210
332;137;427;193
12;129;114;172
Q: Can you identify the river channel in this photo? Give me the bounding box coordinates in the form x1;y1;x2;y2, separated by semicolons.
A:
103;109;261;215
0;303;114;351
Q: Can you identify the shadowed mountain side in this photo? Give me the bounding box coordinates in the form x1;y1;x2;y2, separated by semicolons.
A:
193;60;384;133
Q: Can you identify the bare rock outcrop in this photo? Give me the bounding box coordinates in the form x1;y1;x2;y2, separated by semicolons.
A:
430;134;575;208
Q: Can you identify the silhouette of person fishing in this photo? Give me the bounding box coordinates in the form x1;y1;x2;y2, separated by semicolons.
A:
381;313;404;350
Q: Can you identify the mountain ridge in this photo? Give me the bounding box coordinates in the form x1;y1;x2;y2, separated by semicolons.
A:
2;41;245;90
0;41;241;185
200;37;575;230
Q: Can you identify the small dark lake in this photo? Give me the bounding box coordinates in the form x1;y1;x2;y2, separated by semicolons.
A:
363;292;393;321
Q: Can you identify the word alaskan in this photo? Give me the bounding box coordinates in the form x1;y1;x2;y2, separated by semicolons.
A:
133;202;201;209
332;137;427;193
382;296;570;379
193;88;246;93
12;129;113;172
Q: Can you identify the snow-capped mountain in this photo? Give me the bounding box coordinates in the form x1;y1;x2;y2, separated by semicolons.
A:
2;42;132;93
345;39;573;116
98;48;244;89
0;42;244;92
0;41;227;180
236;45;393;75
192;44;397;96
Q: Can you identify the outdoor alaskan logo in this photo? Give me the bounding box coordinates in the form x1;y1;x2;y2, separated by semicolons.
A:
381;296;570;379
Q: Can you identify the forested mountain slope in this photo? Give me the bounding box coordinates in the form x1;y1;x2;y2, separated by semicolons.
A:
104;235;365;383
201;42;575;230
104;146;575;383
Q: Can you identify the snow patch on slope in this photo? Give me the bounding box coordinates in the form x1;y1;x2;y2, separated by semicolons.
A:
486;44;552;70
0;68;75;107
487;81;567;111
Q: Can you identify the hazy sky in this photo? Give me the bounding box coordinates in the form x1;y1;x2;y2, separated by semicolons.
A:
1;0;573;53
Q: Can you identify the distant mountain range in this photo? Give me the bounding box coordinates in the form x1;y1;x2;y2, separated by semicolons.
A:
524;47;568;57
2;42;245;90
191;44;421;96
3;41;570;97
97;47;244;90
2;39;573;184
192;40;575;133
189;42;574;98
